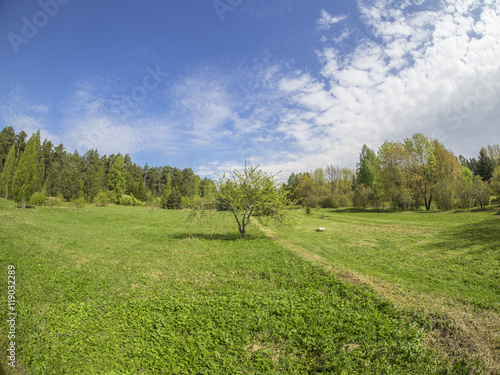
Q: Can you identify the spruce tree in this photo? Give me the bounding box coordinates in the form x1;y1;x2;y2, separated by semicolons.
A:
0;144;17;199
476;147;495;182
12;131;43;208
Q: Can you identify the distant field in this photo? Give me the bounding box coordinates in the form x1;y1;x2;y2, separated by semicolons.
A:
0;199;492;374
263;207;500;373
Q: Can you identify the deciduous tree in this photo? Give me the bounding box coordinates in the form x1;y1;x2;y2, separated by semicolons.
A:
190;161;293;239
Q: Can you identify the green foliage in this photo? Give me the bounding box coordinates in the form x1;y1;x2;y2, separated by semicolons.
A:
356;144;382;195
165;192;182;210
0;201;466;374
71;196;86;210
160;178;172;208
471;176;491;208
30;191;46;206
118;194;137;206
476;147;495;182
490;166;500;199
191;161;294;239
0;126;16;172
94;190;117;206
353;184;375;209
12;131;44;208
0;144;17;199
108;154;126;197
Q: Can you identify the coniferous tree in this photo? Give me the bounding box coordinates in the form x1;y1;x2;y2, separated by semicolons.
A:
12;131;43;208
0;144;17;199
476;147;495;182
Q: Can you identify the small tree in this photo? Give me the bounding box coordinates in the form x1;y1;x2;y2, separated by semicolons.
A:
189;161;294;239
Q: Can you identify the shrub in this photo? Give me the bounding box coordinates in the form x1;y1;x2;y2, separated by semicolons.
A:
72;196;86;210
95;191;117;207
30;192;46;206
119;194;136;206
47;196;62;207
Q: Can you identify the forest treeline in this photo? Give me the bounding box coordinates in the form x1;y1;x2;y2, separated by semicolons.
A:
0;126;215;209
0;126;499;211
287;133;500;210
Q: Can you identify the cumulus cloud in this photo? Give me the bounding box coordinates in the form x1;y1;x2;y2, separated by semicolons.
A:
271;0;500;176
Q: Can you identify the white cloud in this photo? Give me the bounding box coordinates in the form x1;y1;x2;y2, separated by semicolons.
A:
269;0;500;175
0;87;58;144
317;10;348;30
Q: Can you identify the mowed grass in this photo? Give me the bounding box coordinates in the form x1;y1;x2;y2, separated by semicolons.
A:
0;199;468;374
267;208;500;311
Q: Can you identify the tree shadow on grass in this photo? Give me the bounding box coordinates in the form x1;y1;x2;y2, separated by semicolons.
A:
169;232;268;242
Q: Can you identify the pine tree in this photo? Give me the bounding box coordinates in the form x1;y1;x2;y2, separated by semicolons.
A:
12;131;43;208
0;144;17;199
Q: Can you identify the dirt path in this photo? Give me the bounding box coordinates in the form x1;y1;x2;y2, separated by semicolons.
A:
252;218;500;374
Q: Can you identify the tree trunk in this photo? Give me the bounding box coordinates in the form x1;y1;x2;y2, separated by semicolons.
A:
240;228;246;239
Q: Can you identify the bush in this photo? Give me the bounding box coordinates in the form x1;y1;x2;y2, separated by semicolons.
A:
47;196;62;207
119;194;137;206
95;191;117;207
72;196;86;210
319;195;337;208
30;192;46;206
181;196;192;208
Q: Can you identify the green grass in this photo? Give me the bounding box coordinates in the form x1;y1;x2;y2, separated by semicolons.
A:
267;208;500;312
0;199;468;374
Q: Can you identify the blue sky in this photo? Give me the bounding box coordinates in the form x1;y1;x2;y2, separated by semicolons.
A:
1;0;499;178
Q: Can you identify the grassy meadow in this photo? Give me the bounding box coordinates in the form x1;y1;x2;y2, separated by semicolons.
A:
263;207;500;373
0;198;498;374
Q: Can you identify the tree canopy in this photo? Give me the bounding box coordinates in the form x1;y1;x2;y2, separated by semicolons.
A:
190;161;293;239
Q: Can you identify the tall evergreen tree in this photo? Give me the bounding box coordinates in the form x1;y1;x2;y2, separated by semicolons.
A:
476;147;495;182
0;144;17;199
12;131;43;208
